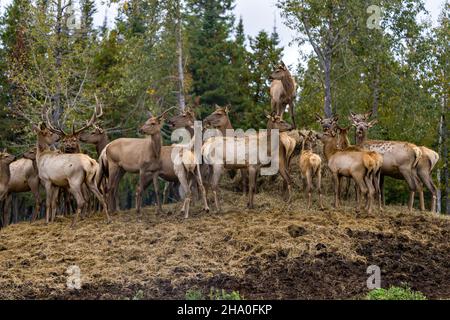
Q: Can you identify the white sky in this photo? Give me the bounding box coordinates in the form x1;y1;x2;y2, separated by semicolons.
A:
0;0;446;68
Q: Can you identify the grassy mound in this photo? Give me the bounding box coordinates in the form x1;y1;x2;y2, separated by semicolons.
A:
0;189;449;300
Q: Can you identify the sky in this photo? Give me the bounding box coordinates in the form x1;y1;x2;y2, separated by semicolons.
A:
0;0;446;67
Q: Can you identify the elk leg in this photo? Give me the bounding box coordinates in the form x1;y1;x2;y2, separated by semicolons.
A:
211;165;223;213
163;182;170;204
247;166;257;209
241;169;248;196
70;187;86;229
152;172;164;215
177;168;191;218
51;188;60;222
279;166;292;203
400;168;418;212
332;173;340;209
288;102;296;129
316;167;324;210
380;175;386;208
30;179;41;223
418;169;438;212
305;170;313;209
354;173;368;214
43;182;54;224
412;170;425;211
87;181;111;224
364;173;375;215
108;166;123;213
3;194;11;228
195;164;210;213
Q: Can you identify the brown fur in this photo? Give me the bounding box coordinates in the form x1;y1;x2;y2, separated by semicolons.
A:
270;62;297;128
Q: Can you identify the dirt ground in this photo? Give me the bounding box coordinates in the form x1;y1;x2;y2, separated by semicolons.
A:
0;181;449;300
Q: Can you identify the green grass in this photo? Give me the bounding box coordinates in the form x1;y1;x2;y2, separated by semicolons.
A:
367;285;427;300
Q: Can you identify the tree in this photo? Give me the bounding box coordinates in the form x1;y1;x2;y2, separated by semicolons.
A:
278;0;359;117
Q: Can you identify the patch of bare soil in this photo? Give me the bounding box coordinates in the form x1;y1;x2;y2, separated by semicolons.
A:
0;187;449;300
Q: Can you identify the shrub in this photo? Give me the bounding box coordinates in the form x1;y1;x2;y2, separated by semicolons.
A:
367;285;427;300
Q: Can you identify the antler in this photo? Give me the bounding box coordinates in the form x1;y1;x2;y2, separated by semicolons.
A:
157;106;176;120
73;95;104;135
42;104;68;136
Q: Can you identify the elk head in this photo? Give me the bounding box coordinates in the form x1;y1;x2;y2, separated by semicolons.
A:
78;124;107;144
23;147;37;161
139;107;174;135
266;113;293;132
300;131;319;151
167;107;196;130
33;122;61;151
349;110;373;124
42;96;104;153
352;120;378;142
315;113;339;135
0;149;16;166
336;126;352;150
203;105;230;129
269;61;289;81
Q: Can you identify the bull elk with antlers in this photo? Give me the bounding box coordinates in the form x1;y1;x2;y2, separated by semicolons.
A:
35;102;110;227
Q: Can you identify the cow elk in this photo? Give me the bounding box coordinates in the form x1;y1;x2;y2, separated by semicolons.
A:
298;131;324;210
318;131;378;214
336;126;383;211
167;108;210;218
101;108;174;216
269;61;297;128
350;115;424;212
0;150;16;227
3;148;42;224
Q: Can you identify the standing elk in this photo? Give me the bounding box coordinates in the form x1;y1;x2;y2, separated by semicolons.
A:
43;100;104;217
202;112;294;210
101;108;173;216
298;131;324;210
2;148;42;225
349;116;424;212
269;61;297;129
0;150;17;228
35;109;110;228
318;131;379;214
336;126;383;211
167;108;210;218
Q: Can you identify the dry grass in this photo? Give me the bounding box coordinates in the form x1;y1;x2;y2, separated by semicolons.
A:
1;182;449;300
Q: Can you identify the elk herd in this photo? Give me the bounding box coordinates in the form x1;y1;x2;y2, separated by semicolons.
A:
0;62;440;229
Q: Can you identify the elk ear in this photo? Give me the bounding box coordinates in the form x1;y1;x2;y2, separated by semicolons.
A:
315;113;323;122
224;105;230;114
368;119;378;127
215;104;221;110
350;111;356;118
280;61;287;69
365;110;373;119
332;115;339;122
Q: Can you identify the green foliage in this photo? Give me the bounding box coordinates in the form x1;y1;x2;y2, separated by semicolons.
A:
367;285;427;300
185;288;243;300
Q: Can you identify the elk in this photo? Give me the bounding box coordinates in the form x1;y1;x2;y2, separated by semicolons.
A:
202;112;294;210
350;114;434;212
298;131;324;210
2;148;42;224
34;117;110;227
336;126;383;211
167;108;210;218
318;131;378;214
43;101;104;217
0;150;16;228
269;61;298;128
101;108;173;216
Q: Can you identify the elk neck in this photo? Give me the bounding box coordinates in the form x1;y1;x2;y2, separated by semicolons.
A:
322;135;339;160
281;71;296;99
0;160;11;186
96;134;110;155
